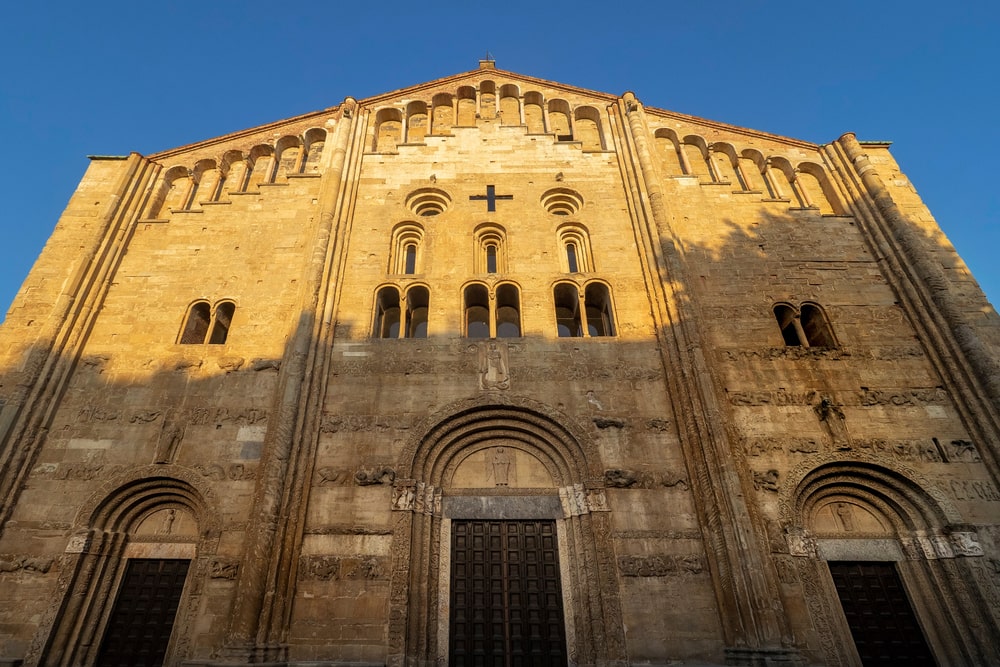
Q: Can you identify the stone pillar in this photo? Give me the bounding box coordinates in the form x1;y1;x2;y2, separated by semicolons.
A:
838;133;1000;419
618;92;800;662
221;99;358;661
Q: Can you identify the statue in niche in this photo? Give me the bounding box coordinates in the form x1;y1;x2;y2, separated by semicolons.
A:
479;341;510;390
159;509;176;535
815;396;852;450
154;414;185;464
488;447;514;487
835;503;855;532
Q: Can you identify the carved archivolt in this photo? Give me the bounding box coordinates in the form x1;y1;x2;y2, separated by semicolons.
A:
387;397;625;667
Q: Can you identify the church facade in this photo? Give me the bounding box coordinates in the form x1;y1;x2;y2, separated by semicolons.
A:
0;61;999;666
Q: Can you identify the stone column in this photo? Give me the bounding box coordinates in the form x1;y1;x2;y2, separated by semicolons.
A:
838;133;1000;419
221;99;358;660
617;92;799;661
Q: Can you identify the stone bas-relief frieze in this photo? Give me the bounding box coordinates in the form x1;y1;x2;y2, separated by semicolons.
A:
617;554;706;577
603;469;688;489
298;555;387;580
319;413;413;433
744;436;982;463
74;405;267;425
0;555;54;574
728;387;950;408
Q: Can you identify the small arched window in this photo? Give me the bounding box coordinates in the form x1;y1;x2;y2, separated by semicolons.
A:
390;223;424;275
475;224;507;274
179;300;236;344
496;284;521;338
179;302;211;344
208;302;236;344
374;287;401;338
584;284;615;337
773;302;836;348
801;303;836;348
465;284;490;338
557;224;594;273
405;286;429;339
553;283;582;338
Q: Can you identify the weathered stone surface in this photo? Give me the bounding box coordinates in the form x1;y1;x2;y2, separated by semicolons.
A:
0;61;997;667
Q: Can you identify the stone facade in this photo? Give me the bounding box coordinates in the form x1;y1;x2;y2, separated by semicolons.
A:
0;61;998;666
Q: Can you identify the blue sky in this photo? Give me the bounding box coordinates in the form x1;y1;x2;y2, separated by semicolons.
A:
1;1;997;320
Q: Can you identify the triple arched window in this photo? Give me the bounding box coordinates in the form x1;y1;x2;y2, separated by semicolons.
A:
374;285;430;338
553;282;615;337
178;300;236;344
773;302;836;348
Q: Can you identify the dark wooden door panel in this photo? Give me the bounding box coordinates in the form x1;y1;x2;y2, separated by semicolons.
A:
829;561;936;666
97;558;190;667
450;520;567;667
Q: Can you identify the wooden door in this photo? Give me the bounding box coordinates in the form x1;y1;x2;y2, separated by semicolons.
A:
829;561;936;666
450;520;567;667
96;558;190;667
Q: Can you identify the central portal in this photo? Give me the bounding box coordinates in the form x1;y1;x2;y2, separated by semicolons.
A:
449;519;568;667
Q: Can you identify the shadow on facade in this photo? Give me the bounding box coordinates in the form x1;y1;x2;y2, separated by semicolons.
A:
0;200;998;666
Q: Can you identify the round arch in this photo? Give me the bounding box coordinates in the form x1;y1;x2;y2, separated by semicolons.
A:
387;396;624;667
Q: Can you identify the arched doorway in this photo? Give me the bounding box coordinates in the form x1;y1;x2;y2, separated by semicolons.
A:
386;398;626;667
28;468;218;667
780;459;1000;666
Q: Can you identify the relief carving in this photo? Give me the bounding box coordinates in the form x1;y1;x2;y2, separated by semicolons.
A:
193;463;257;481
950;479;1000;502
299;555;341;581
814;396;851;450
0;555;54;574
603;469;688;490
729;390;818;406
320;413;412;433
391;483;416;511
949;531;984;557
316;467;352;486
478;341;510;391
355;466;396;486
947;440;981;462
593;417;627;429
209;559;239;579
76;406;121;423
251;358;281;372
487;447;513;486
752;469;780;492
858;387;948;407
618;554;706;577
646;418;671;432
128;410;162;424
154;416;185;464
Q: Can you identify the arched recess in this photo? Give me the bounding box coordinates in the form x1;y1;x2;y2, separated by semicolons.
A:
523;91;545;133
147;165;192;218
573;106;604;150
431;93;454;135
191;159;222;206
499;84;521;126
374;108;403;152
31;468;220;667
778;459;999;665
273;135;303;181
387;397;626;667
218;150;248;197
654;128;684;176
406;101;428;143
796;162;846;215
301;128;327;173
456;86;477;126
245;144;275;189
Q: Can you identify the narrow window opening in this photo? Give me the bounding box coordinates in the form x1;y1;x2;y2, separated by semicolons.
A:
774;305;802;346
553;284;582;338
801;304;835;348
404;243;417;275
566;243;579;273
486;244;498;274
208;302;235;344
465;284;490;338
180;302;211;344
405;286;430;338
375;287;401;338
496;284;521;338
584;284;615;337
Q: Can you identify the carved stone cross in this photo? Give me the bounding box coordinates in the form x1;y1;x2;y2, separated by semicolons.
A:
469;185;513;212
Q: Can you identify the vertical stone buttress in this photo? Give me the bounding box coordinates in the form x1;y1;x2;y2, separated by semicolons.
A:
832;134;1000;480
614;93;802;662
0;154;159;533
222;98;360;661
